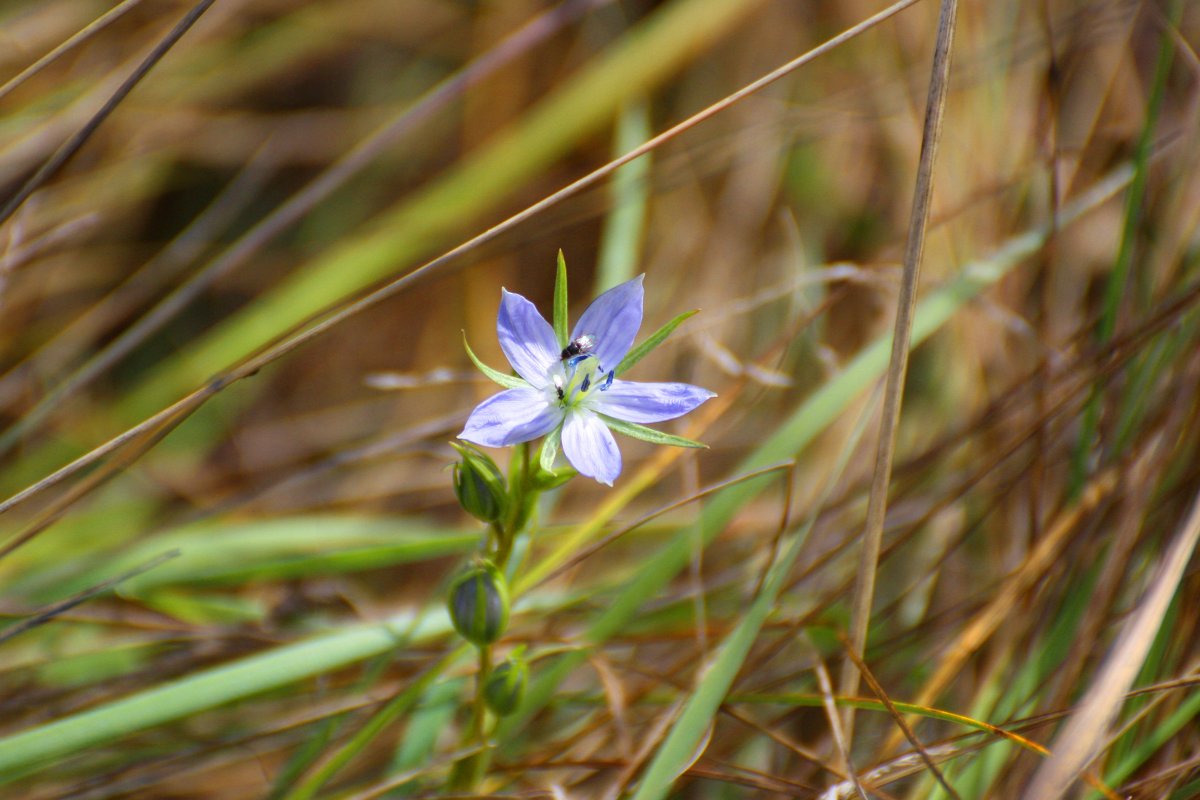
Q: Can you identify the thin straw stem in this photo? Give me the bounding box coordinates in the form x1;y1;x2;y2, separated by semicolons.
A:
839;0;959;744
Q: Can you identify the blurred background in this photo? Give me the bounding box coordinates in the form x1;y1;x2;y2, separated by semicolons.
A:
0;0;1197;796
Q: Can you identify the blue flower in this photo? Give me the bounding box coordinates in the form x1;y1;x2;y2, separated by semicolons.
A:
459;275;715;485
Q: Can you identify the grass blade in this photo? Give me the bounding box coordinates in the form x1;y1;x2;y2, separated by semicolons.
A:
596;100;651;294
629;377;877;800
840;0;959;738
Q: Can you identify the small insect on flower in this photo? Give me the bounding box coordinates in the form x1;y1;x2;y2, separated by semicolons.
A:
459;273;715;486
560;333;596;361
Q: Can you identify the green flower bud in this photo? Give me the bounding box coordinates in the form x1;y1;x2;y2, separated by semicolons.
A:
447;561;509;645
450;443;507;523
484;655;529;716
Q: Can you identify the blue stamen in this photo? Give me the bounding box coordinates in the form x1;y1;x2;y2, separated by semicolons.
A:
600;370;614;391
567;354;591;368
580;374;591;392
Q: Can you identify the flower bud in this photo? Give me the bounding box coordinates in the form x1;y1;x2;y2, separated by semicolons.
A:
451;443;507;523
447;561;509;645
484;655;529;716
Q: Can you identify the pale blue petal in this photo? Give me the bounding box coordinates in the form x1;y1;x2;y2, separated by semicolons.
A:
562;409;622;486
571;275;643;371
592;379;715;423
460;387;561;447
498;289;559;388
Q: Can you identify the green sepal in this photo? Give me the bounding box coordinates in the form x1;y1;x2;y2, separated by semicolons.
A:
462;332;526;390
553;250;569;349
531;427;576;489
615;309;698;375
600;415;707;449
449;442;508;523
539;426;560;473
534;468;576;491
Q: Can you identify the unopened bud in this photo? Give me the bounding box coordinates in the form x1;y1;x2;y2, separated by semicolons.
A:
451;443;507;523
484;655;529;716
447;561;510;645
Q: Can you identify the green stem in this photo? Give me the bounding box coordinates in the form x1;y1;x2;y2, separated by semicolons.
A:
453;443;541;790
474;646;492;739
454;644;492;789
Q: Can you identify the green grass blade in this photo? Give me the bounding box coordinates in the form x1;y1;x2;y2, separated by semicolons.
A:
390;679;463;788
1091;687;1200;800
0;590;570;782
11;516;476;601
596;100;651;294
631;375;873;800
1066;0;1180;499
280;648;464;800
118;0;769;424
0;619;417;782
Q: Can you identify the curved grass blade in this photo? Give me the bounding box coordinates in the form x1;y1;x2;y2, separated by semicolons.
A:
596;100;651;293
119;0;768;423
1066;0;1181;500
0;589;570;783
629;369;875;800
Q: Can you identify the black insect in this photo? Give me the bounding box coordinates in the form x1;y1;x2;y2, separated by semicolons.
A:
561;334;597;361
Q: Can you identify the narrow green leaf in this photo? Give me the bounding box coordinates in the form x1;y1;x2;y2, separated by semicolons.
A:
0;589;572;783
1094;687;1200;800
391;679;463;781
281;649;462;800
462;332;526;390
1067;0;1179;500
112;0;768;427
596;101;651;293
615;309;697;375
554;250;569;349
631;379;875;800
601;415;705;448
0;620;421;782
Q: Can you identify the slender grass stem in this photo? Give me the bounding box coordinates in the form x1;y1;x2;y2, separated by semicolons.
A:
839;0;959;744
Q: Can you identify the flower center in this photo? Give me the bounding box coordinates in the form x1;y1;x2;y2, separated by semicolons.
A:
551;353;613;408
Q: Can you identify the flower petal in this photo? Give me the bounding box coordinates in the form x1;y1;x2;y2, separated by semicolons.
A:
571;275;643;371
561;409;622;486
591;379;715;423
459;388;562;447
498;289;559;388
